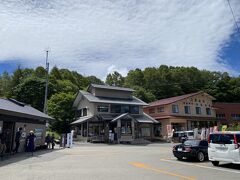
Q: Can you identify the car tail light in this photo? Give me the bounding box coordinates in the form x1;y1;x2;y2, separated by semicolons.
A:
184;147;192;152
234;134;239;149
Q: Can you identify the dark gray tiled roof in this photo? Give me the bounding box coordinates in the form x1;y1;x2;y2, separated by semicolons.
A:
80;91;148;106
88;84;135;92
71;115;94;125
0;98;54;121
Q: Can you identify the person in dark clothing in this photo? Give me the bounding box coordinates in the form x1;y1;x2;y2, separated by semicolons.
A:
45;134;51;149
26;131;36;156
51;134;55;149
13;127;22;153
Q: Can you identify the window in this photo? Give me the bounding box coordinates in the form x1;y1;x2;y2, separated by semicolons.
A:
82;108;87;116
206;108;211;115
157;107;164;112
184;106;191;114
209;134;234;144
196;107;201;114
172;105;179;113
121;121;132;134
149;108;155;114
97;105;109;112
130;106;139;114
231;114;240;120
111;105;121;113
121;105;130;113
216;114;225;119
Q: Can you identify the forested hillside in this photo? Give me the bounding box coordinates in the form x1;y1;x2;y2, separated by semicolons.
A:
1;65;240;133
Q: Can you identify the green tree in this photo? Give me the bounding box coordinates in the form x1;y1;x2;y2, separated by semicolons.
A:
12;77;55;111
47;92;75;134
105;71;125;86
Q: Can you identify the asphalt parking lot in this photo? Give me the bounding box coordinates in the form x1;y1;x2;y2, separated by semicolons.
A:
0;142;239;180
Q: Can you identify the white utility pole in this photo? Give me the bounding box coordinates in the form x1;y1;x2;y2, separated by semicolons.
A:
43;50;49;114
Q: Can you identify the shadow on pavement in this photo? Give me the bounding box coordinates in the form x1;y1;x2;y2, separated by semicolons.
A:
218;163;240;170
0;148;63;167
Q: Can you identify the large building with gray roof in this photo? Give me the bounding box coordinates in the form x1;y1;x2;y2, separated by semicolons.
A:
71;84;159;143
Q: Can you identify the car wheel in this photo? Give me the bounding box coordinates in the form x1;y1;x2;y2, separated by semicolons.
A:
197;151;205;162
211;161;219;166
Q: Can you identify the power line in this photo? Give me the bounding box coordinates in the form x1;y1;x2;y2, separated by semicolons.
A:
227;0;240;34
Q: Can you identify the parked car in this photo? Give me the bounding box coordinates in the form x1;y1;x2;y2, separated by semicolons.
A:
173;139;208;162
208;131;240;166
172;131;194;143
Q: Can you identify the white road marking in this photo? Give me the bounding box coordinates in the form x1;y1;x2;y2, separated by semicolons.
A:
161;159;240;174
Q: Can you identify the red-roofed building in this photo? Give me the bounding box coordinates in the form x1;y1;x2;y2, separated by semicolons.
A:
144;91;217;139
214;102;240;127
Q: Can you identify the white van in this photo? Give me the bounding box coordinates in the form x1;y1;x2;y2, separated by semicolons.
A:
208;131;240;166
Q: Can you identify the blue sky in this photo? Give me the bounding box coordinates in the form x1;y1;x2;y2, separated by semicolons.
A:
0;0;239;78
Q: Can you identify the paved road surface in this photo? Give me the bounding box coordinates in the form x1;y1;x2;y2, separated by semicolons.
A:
0;143;239;180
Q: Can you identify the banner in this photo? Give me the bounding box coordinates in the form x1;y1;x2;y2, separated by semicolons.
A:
167;125;172;138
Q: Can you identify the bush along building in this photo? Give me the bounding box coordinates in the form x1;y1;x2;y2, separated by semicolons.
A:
144;91;217;139
0;98;53;153
71;84;158;143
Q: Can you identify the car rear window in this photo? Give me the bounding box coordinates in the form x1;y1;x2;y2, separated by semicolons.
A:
209;134;234;144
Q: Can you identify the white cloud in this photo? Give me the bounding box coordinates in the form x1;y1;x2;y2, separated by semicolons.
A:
0;0;239;78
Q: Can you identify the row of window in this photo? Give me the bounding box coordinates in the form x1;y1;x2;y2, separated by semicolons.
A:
98;104;140;114
149;105;211;115
173;105;211;115
216;114;240;119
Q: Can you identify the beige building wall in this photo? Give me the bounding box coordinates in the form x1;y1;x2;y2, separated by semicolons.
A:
170;93;215;117
145;93;216;118
77;96;94;116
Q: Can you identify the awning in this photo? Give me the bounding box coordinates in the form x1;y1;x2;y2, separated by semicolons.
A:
111;113;129;122
134;113;159;124
71;115;94;125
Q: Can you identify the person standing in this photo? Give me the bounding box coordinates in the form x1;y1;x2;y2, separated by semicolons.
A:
45;134;51;149
51;134;55;149
13;127;22;153
26;131;36;156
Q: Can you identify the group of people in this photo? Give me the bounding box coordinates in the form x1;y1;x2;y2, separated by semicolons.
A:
0;127;56;157
13;127;36;155
45;134;55;149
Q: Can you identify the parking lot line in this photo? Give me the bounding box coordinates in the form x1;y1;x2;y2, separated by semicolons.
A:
129;162;196;180
160;159;240;174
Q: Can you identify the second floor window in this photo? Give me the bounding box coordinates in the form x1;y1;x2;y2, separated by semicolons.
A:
172;105;179;113
184;106;191;114
83;108;87;116
97;105;109;112
196;107;201;114
216;114;225;119
231;114;240;120
149;108;155;114
157;107;164;112
111;105;121;113
130;106;139;114
206;108;211;115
